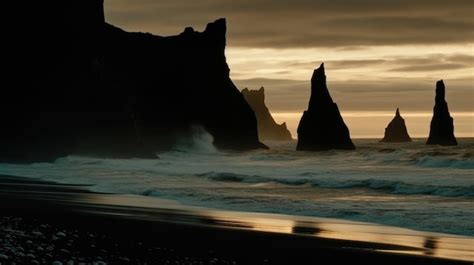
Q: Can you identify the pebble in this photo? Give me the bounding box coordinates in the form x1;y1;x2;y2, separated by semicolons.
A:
52;261;63;265
56;232;66;238
0;253;8;260
32;231;43;237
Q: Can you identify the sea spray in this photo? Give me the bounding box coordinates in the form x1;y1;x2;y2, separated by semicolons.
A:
171;125;218;154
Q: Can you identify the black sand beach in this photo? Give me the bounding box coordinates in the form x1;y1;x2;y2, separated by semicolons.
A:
0;175;472;265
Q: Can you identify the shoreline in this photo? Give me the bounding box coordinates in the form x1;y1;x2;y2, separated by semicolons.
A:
0;174;472;264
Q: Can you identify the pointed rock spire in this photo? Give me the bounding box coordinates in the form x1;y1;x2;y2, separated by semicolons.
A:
426;80;457;145
435;80;446;104
309;63;334;110
297;63;355;151
380;108;411;143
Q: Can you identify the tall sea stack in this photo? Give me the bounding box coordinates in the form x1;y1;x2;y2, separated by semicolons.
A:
242;87;293;141
1;0;266;163
380;108;412;143
296;64;355;151
426;80;457;145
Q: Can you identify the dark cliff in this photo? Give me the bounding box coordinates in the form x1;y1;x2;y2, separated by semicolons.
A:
426;80;457;146
2;0;265;163
296;64;355;151
380;108;412;143
242;87;293;141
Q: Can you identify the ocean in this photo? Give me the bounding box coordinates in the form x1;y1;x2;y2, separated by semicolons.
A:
1;130;473;236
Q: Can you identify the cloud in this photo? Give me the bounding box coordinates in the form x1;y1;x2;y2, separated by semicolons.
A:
387;54;474;72
234;77;474;112
105;0;474;48
290;59;386;69
236;53;474;77
390;64;467;72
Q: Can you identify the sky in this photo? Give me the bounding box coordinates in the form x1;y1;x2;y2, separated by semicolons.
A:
105;0;474;138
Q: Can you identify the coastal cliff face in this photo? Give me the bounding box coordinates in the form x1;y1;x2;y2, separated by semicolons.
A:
426;80;457;146
380;108;412;143
1;0;265;163
296;64;355;151
242;87;293;141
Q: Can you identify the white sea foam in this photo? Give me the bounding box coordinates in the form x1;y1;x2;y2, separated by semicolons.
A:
171;125;218;154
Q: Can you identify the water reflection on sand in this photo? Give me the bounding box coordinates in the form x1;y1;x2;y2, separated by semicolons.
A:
77;192;473;262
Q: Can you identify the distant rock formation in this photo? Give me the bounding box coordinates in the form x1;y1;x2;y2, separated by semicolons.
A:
380;108;412;143
1;0;266;163
426;80;457;146
242;87;292;141
296;64;355;151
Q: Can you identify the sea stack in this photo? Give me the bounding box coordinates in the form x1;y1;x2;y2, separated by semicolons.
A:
242;87;293;141
380;108;412;142
426;80;457;145
296;64;355;151
1;1;267;163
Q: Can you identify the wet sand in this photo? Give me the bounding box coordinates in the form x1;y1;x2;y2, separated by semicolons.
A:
0;174;472;264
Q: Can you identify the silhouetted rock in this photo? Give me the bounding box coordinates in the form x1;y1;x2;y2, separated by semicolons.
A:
296;64;355;151
1;0;265;163
242;87;292;141
426;80;457;146
380;108;412;143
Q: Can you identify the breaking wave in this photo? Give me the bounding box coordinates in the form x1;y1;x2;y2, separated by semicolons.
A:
414;156;474;169
197;171;474;198
170;125;218;154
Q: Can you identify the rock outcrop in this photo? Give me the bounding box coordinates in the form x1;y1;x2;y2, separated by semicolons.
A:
426;80;457;146
1;0;266;163
380;108;412;142
242;87;293;141
296;64;355;151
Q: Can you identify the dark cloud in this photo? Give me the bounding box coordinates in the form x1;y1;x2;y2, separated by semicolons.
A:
106;0;474;48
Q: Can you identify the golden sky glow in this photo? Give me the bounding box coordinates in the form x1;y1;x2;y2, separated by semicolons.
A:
227;45;474;81
229;45;473;138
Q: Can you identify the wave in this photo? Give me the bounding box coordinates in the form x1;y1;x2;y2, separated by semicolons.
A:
415;156;474;169
169;125;218;154
363;148;474;169
196;171;474;198
195;172;273;183
312;178;474;197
